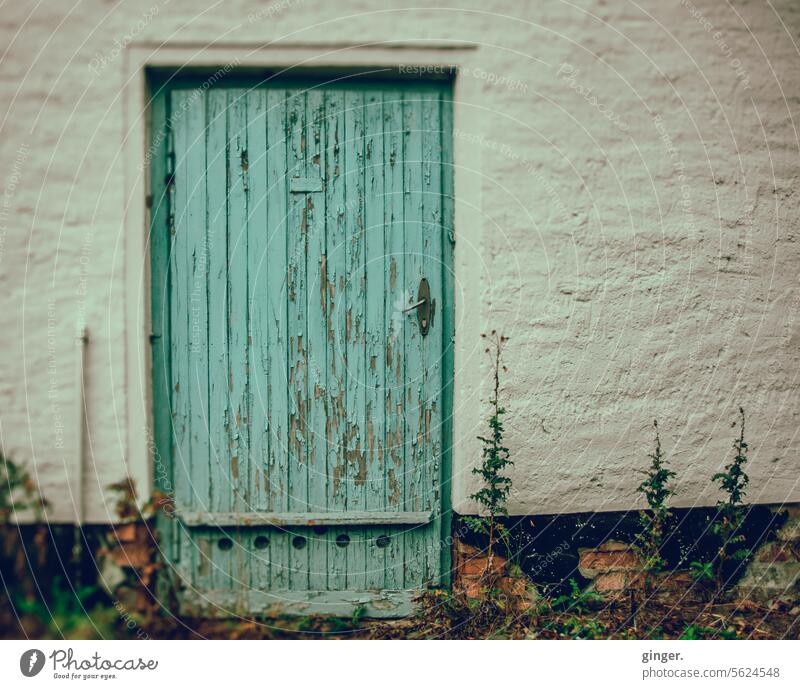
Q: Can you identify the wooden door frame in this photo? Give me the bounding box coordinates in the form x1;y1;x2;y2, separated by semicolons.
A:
124;45;486;599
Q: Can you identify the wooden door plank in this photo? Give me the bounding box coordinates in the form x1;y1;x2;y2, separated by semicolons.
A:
169;90;192;515
183;92;210;519
265;88;291;589
205;89;233;590
402;91;426;589
180;587;416;619
420;90;444;586
245;88;271;591
183;90;216;591
285;88;310;590
305;87;329;591
179;510;433;526
226;89;251;594
343;90;367;590
149;86;171;495
227;89;250;514
169;91;196;583
382;89;407;590
364;90;388;590
323;89;349;591
149;86;177;568
439;92;455;586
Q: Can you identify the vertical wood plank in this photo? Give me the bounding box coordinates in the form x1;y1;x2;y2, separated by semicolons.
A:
149;84;172;499
305;87;329;591
205;89;232;590
265;89;291;589
227;89;250;514
246;88;271;591
169;90;192;516
364;90;387;590
324;89;349;590
286;88;310;589
149;84;180;572
402;91;425;589
439;91;455;587
227;89;251;594
169;91;196;584
382;89;407;590
344;90;367;590
184;92;210;519
420;90;444;586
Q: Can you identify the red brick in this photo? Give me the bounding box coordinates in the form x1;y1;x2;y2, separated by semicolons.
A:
660;571;694;588
114;523;140;543
109;543;151;569
460;555;507;577
498;577;536;611
757;542;798;563
595;572;626;592
626;572;647;590
463;580;484;600
582;549;639;571
776;514;800;541
460;558;487;576
454;539;480;557
595;540;632;552
498;576;528;597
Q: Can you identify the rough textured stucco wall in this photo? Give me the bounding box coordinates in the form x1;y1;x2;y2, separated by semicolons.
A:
0;0;798;522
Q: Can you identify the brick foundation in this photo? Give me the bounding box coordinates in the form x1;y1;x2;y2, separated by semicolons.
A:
736;507;800;603
454;539;536;610
571;508;800;604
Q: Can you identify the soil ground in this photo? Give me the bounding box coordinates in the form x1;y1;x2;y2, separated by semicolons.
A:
2;591;798;640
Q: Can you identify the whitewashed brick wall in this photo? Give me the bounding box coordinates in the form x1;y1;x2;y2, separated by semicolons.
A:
0;0;798;521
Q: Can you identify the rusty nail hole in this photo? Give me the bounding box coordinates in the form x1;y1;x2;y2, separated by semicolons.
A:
218;537;233;551
254;535;269;550
376;535;390;549
312;525;327;535
292;535;307;550
335;534;350;548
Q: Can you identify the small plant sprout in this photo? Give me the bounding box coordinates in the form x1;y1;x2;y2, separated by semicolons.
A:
550;578;603;614
633;420;676;592
688;560;714;583
711;407;752;594
464;331;513;578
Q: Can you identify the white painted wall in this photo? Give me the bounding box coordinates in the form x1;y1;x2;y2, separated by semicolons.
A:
1;0;798;522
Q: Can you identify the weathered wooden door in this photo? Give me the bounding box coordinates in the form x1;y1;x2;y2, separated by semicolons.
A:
150;77;454;617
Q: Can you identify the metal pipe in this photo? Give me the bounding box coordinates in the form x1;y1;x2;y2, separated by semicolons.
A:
72;325;88;577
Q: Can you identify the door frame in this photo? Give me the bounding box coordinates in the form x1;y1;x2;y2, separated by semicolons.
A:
123;44;486;599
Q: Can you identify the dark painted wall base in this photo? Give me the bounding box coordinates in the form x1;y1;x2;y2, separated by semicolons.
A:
2;505;793;621
453;505;788;592
0;524;112;589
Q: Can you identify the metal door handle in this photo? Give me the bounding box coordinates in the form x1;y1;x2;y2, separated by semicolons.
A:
402;299;426;313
